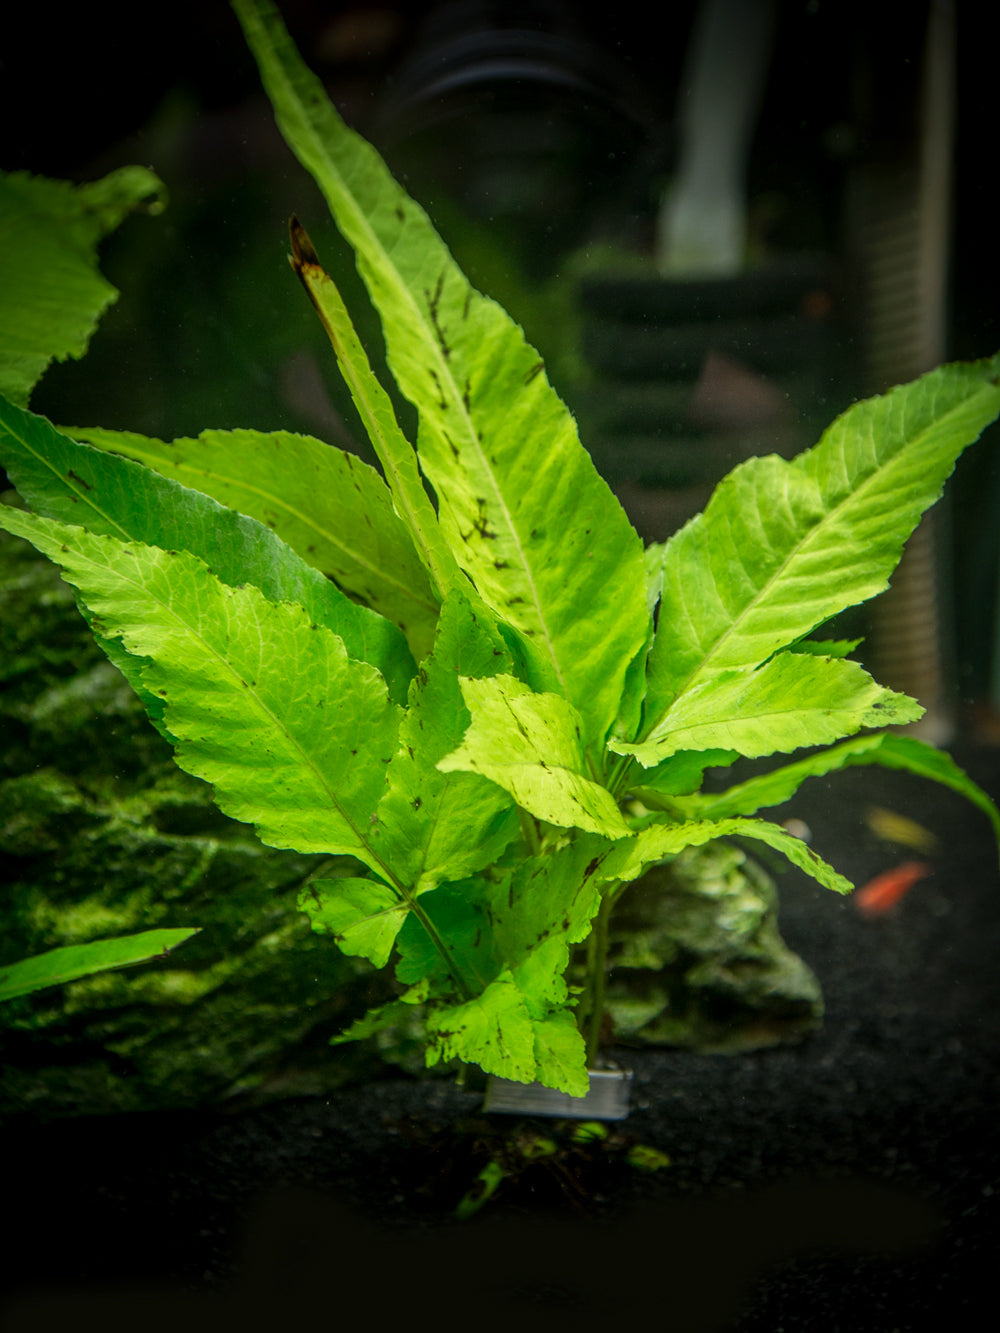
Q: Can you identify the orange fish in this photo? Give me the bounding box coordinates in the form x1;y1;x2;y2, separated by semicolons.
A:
855;861;933;917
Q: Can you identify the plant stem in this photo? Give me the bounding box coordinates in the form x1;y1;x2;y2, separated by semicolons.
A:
519;808;541;856
606;753;635;801
581;886;618;1067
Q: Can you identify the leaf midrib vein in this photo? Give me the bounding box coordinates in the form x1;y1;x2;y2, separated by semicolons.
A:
74;434;437;617
62;528;401;889
654;398;983;729
275;60;568;702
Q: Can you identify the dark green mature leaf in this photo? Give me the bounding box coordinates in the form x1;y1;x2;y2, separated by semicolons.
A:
0;506;401;874
0;165;166;406
440;675;632;837
615;653;922;766
639;356;1000;737
628;749;738;803
0;397;414;704
0;928;199;1003
485;837;611;969
232;0;649;744
395;881;497;992
71;422;439;660
372;592;519;892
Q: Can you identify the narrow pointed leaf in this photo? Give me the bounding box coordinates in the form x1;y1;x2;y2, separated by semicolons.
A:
287;217;462;618
0;506;401;872
615;652;922;765
330;980;430;1046
788;638;863;658
641;356;1000;732
681;732;1000;849
0;396;414;703
598;816;854;895
70;420;439;660
233;0;649;742
0;928;199;1003
439;675;632;837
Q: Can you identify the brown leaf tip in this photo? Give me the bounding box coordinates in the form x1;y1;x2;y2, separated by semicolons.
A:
289;214;320;269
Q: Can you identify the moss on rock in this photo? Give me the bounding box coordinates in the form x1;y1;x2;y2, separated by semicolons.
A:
602;841;824;1053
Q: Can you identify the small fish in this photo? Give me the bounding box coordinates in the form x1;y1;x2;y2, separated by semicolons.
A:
864;805;939;856
855;861;933;917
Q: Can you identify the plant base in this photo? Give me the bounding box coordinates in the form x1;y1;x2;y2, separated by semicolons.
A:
483;1068;633;1120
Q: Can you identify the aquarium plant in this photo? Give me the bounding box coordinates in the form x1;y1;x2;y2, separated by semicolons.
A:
2;0;999;1095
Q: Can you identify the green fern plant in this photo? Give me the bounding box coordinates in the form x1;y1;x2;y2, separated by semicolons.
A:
2;0;999;1093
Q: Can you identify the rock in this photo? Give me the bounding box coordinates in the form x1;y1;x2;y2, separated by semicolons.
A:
602;840;824;1052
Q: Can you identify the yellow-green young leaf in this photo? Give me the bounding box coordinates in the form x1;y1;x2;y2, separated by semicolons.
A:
0;928;199;1003
232;0;649;745
299;877;407;968
529;1009;589;1098
372;592;519;893
70;422;439;660
509;934;573;1016
423;937;589;1094
640;355;1000;734
425;972;537;1083
439;675;631;838
0;166;166;406
0;505;401;873
598;817;853;895
614;653;922;767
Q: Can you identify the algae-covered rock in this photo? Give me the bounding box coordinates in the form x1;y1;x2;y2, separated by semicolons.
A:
0;524;390;1120
603;841;823;1052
